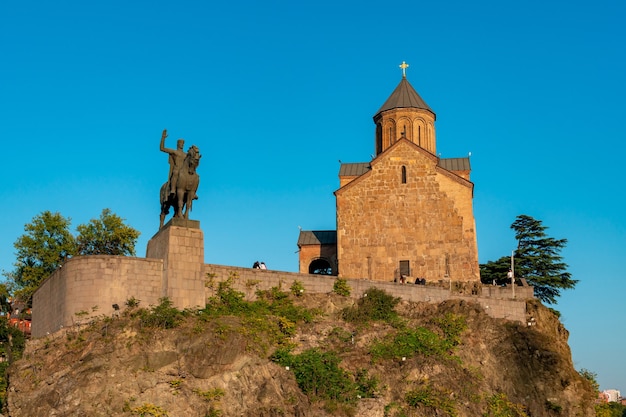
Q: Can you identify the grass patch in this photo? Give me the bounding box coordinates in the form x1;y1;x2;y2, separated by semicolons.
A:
405;383;457;416
125;402;169;417
369;314;466;361
484;393;529;417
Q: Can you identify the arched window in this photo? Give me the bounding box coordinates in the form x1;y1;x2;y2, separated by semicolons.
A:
376;124;382;155
401;166;407;184
309;258;333;275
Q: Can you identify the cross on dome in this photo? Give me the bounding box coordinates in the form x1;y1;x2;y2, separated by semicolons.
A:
399;61;409;78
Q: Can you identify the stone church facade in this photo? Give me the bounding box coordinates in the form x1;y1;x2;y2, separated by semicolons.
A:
298;69;480;283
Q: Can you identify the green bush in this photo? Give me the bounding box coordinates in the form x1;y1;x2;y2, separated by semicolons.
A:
272;348;357;404
0;320;25;409
135;297;185;329
290;280;305;296
125;296;140;308
201;282;318;354
333;278;351;296
594;402;626;417
370;326;448;360
127;402;169;417
342;287;399;324
433;313;467;348
257;286;314;324
215;279;247;311
355;368;380;398
193;387;225;402
484;393;528;417
405;384;457;416
545;400;562;413
369;312;467;362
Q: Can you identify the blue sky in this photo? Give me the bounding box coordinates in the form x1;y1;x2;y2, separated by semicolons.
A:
2;0;624;391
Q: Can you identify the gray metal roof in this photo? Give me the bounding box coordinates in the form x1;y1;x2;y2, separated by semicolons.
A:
438;157;471;171
375;77;435;116
339;158;468;178
297;230;337;246
339;162;370;177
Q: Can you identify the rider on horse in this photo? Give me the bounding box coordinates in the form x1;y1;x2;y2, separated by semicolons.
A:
160;129;187;198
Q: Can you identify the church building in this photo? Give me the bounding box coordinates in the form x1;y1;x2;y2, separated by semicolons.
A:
297;63;480;283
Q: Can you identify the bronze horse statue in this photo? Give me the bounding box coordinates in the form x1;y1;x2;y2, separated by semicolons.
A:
160;145;201;228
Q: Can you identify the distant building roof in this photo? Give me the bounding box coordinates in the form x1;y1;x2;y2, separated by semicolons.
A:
297;230;337;246
339;162;371;177
438;157;471;171
375;77;435;117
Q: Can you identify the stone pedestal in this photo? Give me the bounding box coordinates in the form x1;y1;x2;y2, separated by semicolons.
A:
146;218;205;309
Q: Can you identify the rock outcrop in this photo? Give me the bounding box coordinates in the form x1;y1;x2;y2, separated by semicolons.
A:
6;294;596;416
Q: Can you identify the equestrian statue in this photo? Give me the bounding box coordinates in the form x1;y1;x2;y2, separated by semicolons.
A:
159;129;201;228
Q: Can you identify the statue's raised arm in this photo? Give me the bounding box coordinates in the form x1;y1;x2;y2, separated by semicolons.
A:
160;129;169;152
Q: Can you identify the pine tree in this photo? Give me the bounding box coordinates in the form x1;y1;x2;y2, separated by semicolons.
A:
480;215;577;304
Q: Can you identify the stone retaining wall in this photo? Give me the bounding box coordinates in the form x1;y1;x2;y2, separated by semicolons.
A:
31;256;534;338
32;255;163;337
203;264;533;323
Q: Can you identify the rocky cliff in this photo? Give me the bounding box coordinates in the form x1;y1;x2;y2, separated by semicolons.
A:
6;289;596;417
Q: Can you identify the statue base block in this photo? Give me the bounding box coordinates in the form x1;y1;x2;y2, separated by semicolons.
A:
146;220;205;310
163;218;200;229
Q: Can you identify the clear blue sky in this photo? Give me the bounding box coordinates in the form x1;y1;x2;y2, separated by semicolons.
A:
2;0;624;391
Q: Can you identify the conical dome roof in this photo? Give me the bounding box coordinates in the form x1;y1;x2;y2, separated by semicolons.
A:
374;77;435;118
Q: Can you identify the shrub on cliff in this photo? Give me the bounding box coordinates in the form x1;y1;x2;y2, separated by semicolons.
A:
134;297;187;329
341;287;399;324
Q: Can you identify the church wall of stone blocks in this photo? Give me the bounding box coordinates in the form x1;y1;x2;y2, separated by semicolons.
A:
335;140;478;282
298;69;479;283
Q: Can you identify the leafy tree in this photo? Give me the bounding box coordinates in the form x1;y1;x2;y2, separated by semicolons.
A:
0;284;11;315
480;215;577;304
579;368;600;394
76;208;140;256
595;402;626;417
4;209;140;305
0;317;26;409
3;211;77;304
479;256;511;287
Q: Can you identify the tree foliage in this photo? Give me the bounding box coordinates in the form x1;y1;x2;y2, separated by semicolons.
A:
4;209;139;305
3;211;77;304
76;208;140;256
0;284;12;315
595;402;626;417
0;317;27;409
480;214;577;304
579;368;600;394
